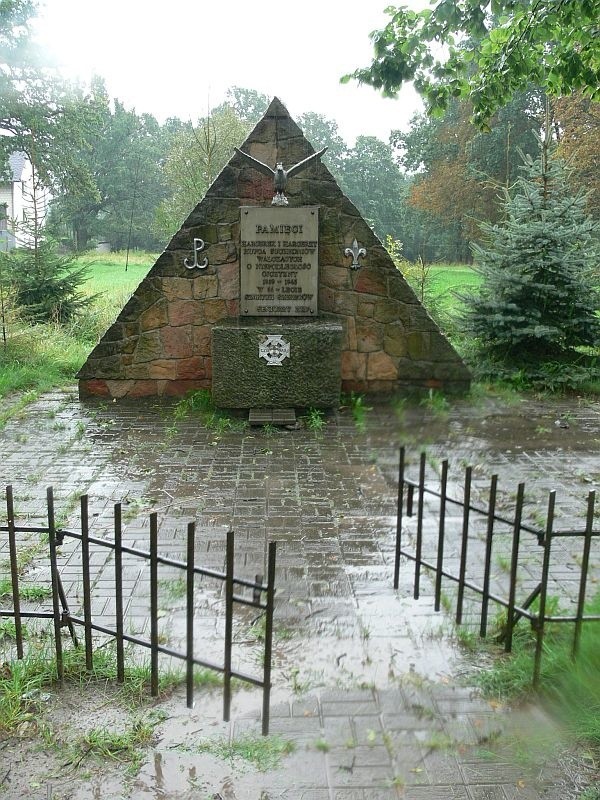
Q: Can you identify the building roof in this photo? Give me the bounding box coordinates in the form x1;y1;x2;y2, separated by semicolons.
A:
7;151;26;181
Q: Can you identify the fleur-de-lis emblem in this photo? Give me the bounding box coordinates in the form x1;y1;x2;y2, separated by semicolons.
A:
345;239;366;270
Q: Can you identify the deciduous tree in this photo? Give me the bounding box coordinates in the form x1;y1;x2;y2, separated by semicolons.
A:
344;1;600;127
554;92;600;217
0;0;99;201
50;84;172;251
341;136;408;244
155;106;249;240
395;91;542;248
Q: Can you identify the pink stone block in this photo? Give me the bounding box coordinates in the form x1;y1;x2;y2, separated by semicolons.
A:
341;350;367;381
193;325;212;355
356;318;384;352
192;275;218;300
164;379;210;396
79;379;110;398
226;299;239;317
176;357;206;380
148;360;178;380
202;299;227;324
162;278;193;302
367;351;398;381
140;302;168;331
353;268;387;296
218;262;240;300
168;300;198;326
128;380;159;398
321;265;351;290
161;326;193;358
105;380;135;398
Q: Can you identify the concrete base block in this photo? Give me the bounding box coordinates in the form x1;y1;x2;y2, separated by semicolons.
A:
212;317;342;408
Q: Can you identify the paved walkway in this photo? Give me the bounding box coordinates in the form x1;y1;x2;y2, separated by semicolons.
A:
0;388;599;799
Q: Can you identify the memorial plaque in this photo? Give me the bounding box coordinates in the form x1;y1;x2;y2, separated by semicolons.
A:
240;206;319;316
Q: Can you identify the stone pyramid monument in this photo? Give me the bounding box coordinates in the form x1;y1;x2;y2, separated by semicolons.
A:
78;98;470;403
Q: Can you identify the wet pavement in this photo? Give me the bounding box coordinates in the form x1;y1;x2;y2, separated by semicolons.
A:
0;387;599;799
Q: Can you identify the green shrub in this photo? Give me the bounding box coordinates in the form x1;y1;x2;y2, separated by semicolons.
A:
462;138;600;366
0;239;96;323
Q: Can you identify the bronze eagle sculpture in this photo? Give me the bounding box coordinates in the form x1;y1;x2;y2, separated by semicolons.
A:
234;146;328;205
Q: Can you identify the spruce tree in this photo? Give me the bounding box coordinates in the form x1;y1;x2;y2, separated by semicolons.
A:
463;136;600;367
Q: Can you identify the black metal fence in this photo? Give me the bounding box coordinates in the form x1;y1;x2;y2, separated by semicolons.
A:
1;485;277;734
393;447;600;685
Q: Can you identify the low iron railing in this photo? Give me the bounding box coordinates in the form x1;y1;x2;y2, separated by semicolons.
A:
1;486;276;734
393;447;599;685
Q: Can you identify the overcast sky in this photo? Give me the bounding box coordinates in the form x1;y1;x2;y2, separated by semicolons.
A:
33;0;425;146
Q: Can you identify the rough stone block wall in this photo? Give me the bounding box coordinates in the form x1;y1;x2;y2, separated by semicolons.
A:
78;98;470;400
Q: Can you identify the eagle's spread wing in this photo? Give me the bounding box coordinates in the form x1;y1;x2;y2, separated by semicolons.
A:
285;147;328;179
234;147;275;178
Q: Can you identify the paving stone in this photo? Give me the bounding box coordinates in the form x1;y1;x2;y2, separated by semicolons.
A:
322;716;355;747
329;746;393;769
292;696;320;718
500;785;544;800
269;701;292;718
333;791;400;800
330;764;395;788
322;701;380;717
382;713;443;732
267;716;322;744
435;698;493;715
321;688;377;703
420;749;463;784
459;762;528;785
403;787;469;800
352;717;386;746
467;786;511;800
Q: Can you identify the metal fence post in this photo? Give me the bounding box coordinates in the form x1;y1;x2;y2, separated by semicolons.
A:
186;521;195;709
434;460;449;612
414;452;426;599
505;483;525;653
223;529;235;722
394;447;405;590
480;474;498;638
533;491;555;687
456;465;472;625
573;490;595;660
81;495;93;670
150;512;159;697
114;503;125;683
47;487;63;684
262;540;277;736
6;485;23;659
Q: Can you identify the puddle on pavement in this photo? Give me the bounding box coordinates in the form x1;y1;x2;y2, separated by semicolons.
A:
3;392;599;799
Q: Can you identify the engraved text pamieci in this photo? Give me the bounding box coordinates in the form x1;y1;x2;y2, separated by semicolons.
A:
240;206;319;317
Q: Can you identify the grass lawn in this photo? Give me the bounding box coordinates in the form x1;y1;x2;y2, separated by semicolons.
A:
0;251;156;415
79;251;155;297
429;263;480;293
428;263;480;320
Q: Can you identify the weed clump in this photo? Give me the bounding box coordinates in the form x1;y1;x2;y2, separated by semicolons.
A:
474;594;600;753
173;389;247;433
303;407;326;431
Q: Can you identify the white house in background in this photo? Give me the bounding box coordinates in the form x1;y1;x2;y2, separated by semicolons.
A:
0;151;50;251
